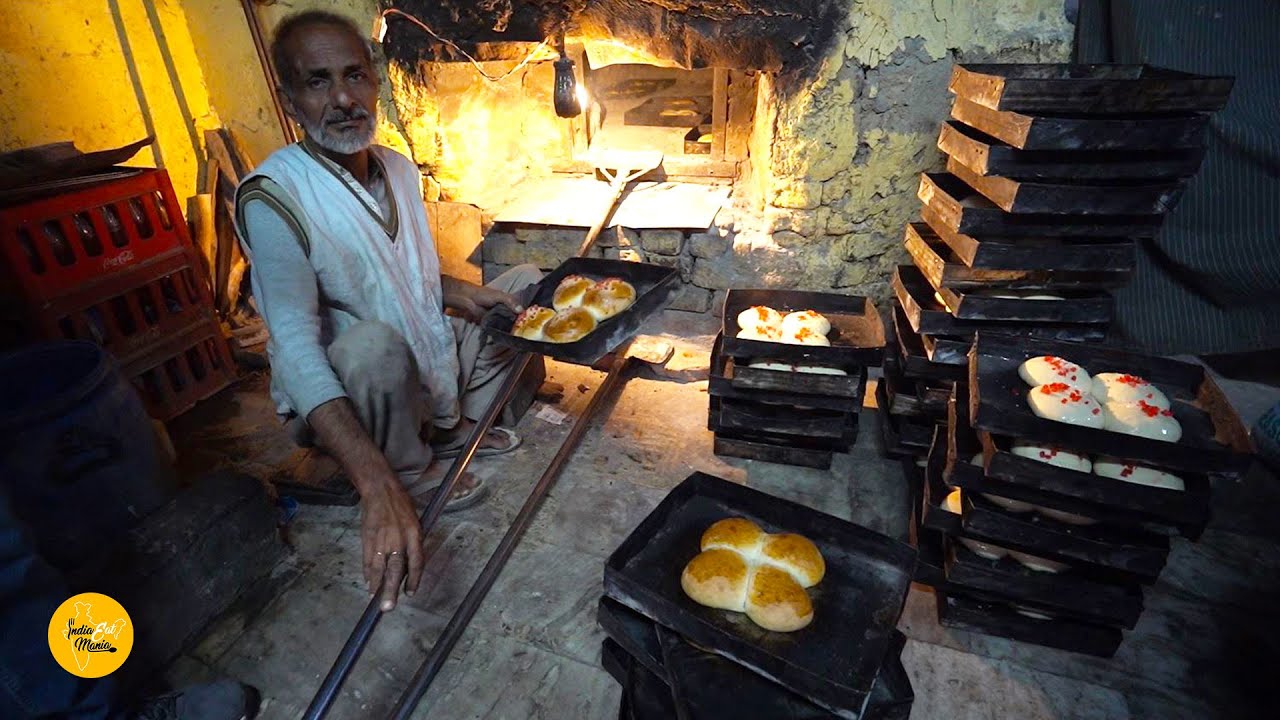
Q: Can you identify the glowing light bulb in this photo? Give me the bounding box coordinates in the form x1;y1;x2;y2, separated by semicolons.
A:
576;83;590;113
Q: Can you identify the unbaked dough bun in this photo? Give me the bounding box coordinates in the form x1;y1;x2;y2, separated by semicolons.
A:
781;310;831;337
1102;401;1183;442
737;306;783;332
1010;441;1092;473
1092;373;1170;410
1093;457;1185;490
1018;356;1091;392
1028;383;1104;428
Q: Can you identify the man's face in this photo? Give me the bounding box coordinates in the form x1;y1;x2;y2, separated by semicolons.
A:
280;24;379;155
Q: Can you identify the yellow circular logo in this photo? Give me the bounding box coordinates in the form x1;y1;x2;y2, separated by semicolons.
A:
47;592;133;678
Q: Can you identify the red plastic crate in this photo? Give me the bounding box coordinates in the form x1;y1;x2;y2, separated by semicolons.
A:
125;320;236;421
0;170;191;304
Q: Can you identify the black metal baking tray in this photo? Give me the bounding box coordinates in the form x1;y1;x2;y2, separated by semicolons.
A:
710;333;867;402
919;173;1163;238
721;289;886;366
935;590;1123;658
919;332;970;367
947;63;1233;115
874;381;934;452
603;472;917;719
712;430;837;470
891;304;967;382
943;537;1144;628
968;333;1253;476
949;97;1210;151
893;265;1107;341
602;597;914;720
716;396;859;443
948;158;1184;216
938;120;1206;180
905;222;1132;291
947;395;1209;538
602;639;679;720
482;258;680;365
958;491;1168;585
920;426;963;537
919;205;1136;272
933;284;1113;325
599;597;666;681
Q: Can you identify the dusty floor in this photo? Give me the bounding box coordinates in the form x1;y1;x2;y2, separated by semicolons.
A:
164;325;1280;719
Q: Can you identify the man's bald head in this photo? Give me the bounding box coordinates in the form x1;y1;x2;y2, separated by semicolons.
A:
271;10;373;95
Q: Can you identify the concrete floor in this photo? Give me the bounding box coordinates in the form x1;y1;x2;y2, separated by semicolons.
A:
164;327;1280;719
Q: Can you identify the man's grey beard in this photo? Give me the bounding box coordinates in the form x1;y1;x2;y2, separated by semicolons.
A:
300;107;376;155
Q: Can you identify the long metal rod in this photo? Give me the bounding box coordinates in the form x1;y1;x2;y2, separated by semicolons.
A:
302;352;533;720
388;350;633;720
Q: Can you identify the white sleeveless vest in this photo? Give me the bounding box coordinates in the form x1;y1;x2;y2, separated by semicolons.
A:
237;144;461;427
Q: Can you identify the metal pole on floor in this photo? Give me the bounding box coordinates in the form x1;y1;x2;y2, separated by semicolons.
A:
301;352;533;720
387;350;633;720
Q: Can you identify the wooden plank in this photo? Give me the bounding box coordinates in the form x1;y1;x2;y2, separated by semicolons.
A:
725;70;756;160
711;68;728;161
950;98;1210;151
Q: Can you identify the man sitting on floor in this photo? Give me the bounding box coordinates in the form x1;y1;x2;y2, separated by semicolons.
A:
234;10;540;612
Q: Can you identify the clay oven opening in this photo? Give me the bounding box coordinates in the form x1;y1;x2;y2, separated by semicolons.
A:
380;1;846;307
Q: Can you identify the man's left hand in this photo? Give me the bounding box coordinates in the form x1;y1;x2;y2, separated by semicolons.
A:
443;278;522;323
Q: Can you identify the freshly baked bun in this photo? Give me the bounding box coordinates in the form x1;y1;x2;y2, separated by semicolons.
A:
543;307;596;343
1028;383;1104;428
511;305;555;340
581;278;636;321
783;327;831;346
760;533;825;588
943;489;963;514
781;310;831;337
1093;457;1185;490
552;275;593;310
701;517;766;555
737;306;783;332
682;518;825;633
1102;401;1182;442
737;324;783;342
1018;356;1091;392
681;549;749;612
745;565;813;632
1092;373;1171;410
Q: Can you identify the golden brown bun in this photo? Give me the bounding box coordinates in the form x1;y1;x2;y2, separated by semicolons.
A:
680;549;749;612
581;278;637;321
552;275;593;310
760;533;826;588
700;517;766;555
543;307;596;343
511;305;555;340
745;565;813;632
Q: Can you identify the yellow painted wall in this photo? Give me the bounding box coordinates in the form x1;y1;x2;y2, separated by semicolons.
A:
0;0;221;204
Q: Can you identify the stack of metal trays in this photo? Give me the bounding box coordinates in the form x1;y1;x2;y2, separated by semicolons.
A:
708;289;884;470
885;62;1240;656
601;473;917;719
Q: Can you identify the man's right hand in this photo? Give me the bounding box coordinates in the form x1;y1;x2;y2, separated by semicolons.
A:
360;479;424;612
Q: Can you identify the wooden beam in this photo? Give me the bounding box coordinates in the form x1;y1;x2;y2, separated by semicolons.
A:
725;70;756;160
711;68;728;161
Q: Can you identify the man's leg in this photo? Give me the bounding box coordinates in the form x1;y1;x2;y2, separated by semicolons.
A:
451;264;543;422
325;320;433;478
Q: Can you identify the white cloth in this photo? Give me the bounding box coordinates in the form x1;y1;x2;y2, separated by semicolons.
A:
235;143;463;427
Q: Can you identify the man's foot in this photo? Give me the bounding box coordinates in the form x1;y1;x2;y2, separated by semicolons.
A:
430;420;521;459
131;680;260;720
405;468;488;512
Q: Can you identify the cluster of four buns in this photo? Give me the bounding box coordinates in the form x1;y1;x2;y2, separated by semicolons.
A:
680;518;826;632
